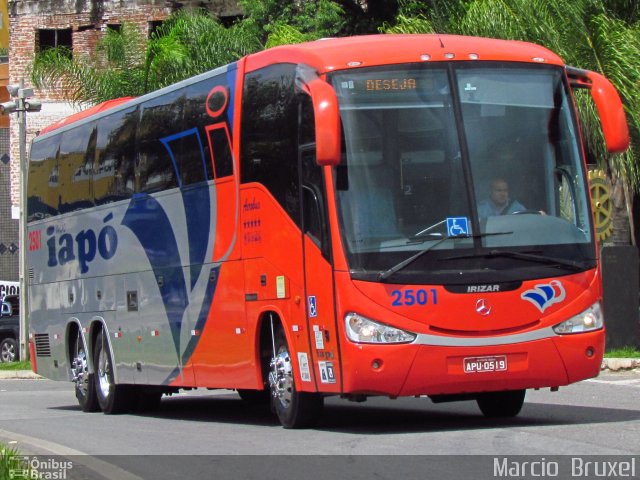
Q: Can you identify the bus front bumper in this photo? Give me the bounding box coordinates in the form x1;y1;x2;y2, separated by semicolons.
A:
339;330;604;397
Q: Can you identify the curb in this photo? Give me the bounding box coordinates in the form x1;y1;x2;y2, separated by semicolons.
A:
0;370;41;379
600;358;640;372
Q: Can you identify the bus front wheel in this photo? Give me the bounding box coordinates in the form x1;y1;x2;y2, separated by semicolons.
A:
93;330;133;414
269;329;323;428
476;389;526;418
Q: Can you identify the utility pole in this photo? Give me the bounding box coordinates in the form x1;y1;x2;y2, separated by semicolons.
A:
1;79;41;361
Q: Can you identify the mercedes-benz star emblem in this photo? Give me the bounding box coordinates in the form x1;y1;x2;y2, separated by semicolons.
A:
475;299;492;316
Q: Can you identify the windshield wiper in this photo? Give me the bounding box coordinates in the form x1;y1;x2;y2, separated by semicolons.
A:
378;232;512;282
441;249;586;271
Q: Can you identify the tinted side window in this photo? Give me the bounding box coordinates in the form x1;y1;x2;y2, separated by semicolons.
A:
95;106;138;204
28;135;61;221
240;64;299;224
183;79;215;184
138;91;182;192
58;121;96;213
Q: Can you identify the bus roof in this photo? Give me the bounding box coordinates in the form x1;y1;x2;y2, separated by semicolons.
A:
38;97;135;135
244;34;565;73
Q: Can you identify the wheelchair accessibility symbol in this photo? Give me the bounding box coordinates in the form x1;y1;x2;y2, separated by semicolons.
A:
308;296;317;318
446;217;470;236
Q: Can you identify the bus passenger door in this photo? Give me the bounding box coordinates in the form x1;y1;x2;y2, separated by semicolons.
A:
299;126;342;394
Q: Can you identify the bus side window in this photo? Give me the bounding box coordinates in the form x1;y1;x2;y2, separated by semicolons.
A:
59;121;96;214
183;79;215;184
240;64;300;225
28;134;61;221
95;106;138;203
208;126;233;178
138;91;182;192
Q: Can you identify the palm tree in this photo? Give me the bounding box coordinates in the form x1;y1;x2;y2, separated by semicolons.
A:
382;0;640;244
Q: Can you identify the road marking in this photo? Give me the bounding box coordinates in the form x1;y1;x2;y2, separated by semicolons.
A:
0;427;144;480
586;378;640;387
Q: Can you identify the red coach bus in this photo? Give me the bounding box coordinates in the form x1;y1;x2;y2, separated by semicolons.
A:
27;34;629;428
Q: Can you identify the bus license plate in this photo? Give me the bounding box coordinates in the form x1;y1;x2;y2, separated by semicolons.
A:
463;355;507;373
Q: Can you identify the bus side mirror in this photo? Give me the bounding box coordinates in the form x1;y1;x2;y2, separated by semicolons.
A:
568;67;629;154
306;78;341;166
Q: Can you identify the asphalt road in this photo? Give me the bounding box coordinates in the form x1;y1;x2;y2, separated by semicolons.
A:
0;372;638;479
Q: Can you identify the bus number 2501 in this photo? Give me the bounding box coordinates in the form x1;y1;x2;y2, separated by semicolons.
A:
391;289;437;307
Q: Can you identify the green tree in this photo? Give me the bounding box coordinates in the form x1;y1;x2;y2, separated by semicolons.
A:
238;0;345;47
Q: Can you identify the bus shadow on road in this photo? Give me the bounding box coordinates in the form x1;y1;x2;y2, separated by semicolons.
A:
135;393;281;427
314;400;640;434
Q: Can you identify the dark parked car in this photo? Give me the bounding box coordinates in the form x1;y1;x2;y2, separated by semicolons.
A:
0;294;19;362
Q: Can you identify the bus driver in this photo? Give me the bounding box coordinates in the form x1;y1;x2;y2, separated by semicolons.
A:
477;178;526;219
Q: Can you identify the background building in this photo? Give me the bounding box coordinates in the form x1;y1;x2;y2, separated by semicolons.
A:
0;0;17;282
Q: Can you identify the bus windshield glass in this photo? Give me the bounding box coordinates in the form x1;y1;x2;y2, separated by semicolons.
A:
331;63;594;284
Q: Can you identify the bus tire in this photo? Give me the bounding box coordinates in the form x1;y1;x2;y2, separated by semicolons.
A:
269;329;323;428
93;330;133;414
476;389;526;418
71;330;99;412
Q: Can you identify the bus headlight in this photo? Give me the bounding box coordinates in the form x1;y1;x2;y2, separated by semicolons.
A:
552;301;603;334
345;312;416;344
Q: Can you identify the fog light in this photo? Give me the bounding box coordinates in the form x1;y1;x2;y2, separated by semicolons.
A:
371;359;383;370
585;347;595;358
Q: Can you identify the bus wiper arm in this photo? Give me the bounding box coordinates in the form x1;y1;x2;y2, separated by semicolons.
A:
378;232;512;282
442;249;585;271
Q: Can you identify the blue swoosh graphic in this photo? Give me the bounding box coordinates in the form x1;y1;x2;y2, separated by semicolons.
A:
121;194;188;359
523;291;546;309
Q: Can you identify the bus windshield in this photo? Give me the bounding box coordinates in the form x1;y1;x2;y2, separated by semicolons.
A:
331;63;594;284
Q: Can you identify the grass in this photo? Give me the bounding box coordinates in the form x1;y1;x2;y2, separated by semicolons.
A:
0;360;31;371
604;346;640;358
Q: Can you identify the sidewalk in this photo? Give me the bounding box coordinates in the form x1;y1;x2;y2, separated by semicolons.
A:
601;357;640;372
0;369;41;379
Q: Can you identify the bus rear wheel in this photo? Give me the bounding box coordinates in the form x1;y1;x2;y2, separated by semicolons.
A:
71;330;99;412
93;330;133;414
476;389;526;418
268;329;323;428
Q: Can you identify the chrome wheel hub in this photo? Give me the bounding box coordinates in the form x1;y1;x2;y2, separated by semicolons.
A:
71;348;89;394
269;350;293;408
